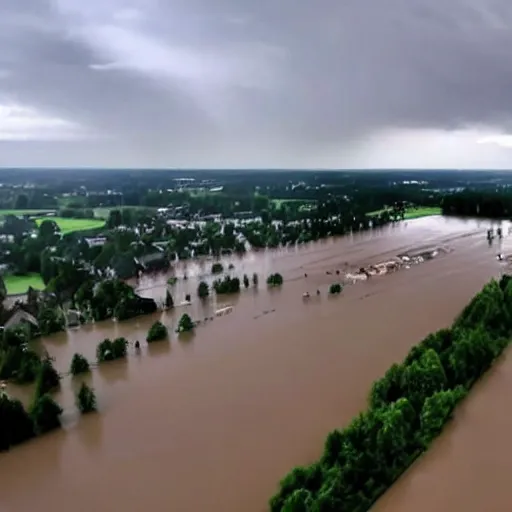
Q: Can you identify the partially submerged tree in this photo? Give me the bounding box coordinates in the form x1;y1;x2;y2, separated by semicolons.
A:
329;283;343;294
76;382;97;414
197;281;209;299
267;273;283;287
34;355;60;398
177;313;194;333
147;321;168;342
70;353;90;376
30;394;62;434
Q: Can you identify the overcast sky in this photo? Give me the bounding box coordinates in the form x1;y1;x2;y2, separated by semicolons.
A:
2;0;512;169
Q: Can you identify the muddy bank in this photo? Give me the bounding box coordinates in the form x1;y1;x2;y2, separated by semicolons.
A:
0;216;507;512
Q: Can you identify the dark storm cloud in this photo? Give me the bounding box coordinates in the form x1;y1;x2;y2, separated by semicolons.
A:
2;0;512;166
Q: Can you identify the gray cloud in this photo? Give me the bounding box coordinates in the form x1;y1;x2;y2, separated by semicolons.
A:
2;0;512;167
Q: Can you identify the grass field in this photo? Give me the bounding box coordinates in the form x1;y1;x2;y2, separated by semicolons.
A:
4;273;45;295
368;206;442;220
35;216;106;234
0;209;56;217
270;198;315;208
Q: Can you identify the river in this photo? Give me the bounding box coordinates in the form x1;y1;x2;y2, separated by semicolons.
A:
0;216;508;512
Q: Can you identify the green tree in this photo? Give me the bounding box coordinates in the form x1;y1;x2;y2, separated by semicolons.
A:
198;281;209;298
211;262;224;274
177;313;194;333
147;321;168;342
267;273;283;287
39;219;60;240
0;393;34;451
37;306;65;336
70;353;90;375
76;382;97;414
30;394;62;434
34;355;60;398
329;283;342;294
419;387;466;446
0;274;6;302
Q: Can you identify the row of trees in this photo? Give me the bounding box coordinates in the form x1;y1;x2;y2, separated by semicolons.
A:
1;353;96;452
441;190;512;218
269;275;512;511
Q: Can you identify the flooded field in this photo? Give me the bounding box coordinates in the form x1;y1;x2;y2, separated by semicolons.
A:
1;216;510;512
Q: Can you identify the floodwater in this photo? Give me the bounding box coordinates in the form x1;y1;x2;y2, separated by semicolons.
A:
0;216;509;512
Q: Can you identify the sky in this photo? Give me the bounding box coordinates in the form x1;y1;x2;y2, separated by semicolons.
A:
2;0;512;169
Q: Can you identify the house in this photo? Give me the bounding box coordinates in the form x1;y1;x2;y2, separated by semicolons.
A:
135;252;170;272
3;307;39;330
84;236;107;248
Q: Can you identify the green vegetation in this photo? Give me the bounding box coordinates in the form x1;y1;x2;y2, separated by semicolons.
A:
30;394;62;434
177;313;194;333
76;383;97;414
34;356;60;398
0;392;35;451
267;273;284;287
147;321;168;342
213;276;240;294
211;262;224;274
0;209;56;217
37;305;65;336
243;274;250;288
4;273;45;295
96;337;128;363
369;206;442;220
329;283;343;294
70;353;90;375
198;281;209;298
35;216;105;234
269;276;512;511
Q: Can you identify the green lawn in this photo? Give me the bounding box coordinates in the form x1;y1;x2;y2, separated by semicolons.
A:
270;198;315;208
0;209;57;217
35;216;106;234
4;273;45;295
368;206;442;219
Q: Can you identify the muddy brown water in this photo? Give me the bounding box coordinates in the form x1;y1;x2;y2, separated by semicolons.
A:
1;216;510;512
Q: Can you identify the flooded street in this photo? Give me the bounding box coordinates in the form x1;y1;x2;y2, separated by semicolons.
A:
0;216;508;512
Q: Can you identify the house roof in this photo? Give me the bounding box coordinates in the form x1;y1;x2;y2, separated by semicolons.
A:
4;308;39;329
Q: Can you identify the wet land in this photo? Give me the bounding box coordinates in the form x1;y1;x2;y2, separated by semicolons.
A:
1;216;510;512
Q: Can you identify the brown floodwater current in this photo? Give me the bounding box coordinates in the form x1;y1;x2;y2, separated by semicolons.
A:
1;216;511;512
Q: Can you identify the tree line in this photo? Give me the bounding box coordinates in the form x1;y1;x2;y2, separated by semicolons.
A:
269;275;512;511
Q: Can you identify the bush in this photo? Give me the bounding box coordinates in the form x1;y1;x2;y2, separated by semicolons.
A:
211;262;224;274
177;313;194;333
198;281;209;298
213;276;240;294
147;321;168;342
76;382;97;414
269;276;512;511
34;356;60;398
0;393;34;451
243;274;250;288
329;283;343;294
70;353;90;376
97;337;128;363
267;273;283;287
30;394;62;434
